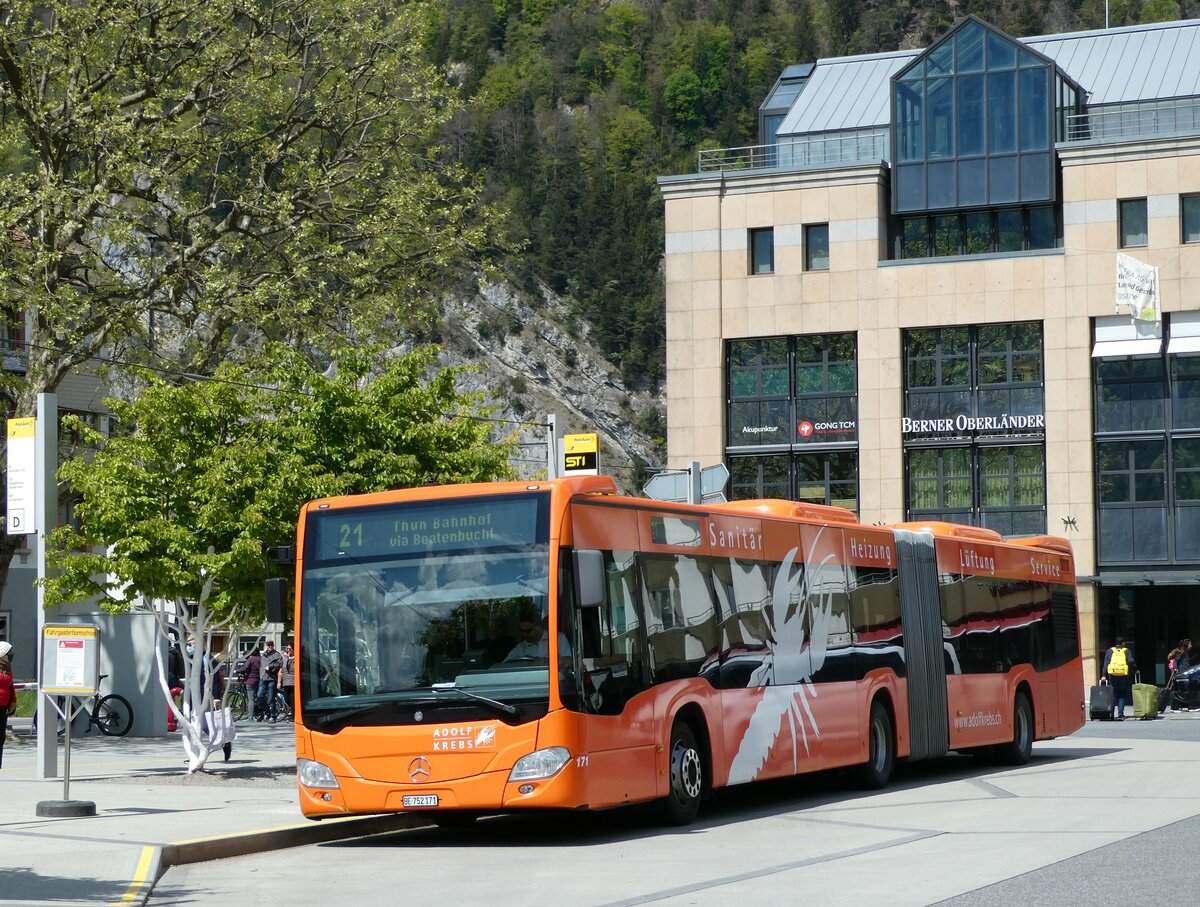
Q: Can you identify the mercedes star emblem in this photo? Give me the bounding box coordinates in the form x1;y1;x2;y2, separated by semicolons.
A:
408;756;432;783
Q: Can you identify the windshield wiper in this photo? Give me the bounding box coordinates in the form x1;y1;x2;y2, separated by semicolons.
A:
431;682;520;720
307;700;408;732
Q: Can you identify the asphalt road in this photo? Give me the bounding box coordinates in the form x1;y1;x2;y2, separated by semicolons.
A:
149;716;1200;906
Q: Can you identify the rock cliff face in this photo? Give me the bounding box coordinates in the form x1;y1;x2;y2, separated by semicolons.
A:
439;280;666;496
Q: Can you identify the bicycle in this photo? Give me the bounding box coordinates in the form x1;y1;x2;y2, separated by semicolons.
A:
274;687;293;721
33;674;134;737
250;685;292;722
225;678;250;722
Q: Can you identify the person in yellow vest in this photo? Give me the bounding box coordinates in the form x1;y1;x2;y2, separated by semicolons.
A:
1103;638;1136;720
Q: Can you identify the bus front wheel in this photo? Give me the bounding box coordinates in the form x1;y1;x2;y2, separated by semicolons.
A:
856;700;894;789
660;722;703;826
996;692;1034;766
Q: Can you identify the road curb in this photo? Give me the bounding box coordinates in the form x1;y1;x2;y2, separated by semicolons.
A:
133;812;430;904
160;811;430;868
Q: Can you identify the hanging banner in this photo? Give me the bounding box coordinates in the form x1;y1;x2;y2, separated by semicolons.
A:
1115;253;1161;324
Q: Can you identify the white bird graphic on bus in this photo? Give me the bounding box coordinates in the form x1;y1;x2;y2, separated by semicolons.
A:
728;534;835;785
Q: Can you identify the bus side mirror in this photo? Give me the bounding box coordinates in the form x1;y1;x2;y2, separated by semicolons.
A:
573;549;605;609
265;577;290;624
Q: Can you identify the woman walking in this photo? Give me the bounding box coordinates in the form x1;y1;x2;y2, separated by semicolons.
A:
0;641;16;769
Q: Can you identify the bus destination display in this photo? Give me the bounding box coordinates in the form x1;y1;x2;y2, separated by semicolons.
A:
311;494;546;560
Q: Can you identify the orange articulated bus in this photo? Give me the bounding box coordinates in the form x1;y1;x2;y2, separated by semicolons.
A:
271;475;1084;826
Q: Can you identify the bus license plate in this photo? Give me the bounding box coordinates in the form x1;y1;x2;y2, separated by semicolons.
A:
402;795;439;808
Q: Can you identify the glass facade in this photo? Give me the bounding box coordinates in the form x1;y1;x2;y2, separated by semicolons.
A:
1094;316;1200;566
727;334;858;509
903;322;1046;534
892;19;1060;215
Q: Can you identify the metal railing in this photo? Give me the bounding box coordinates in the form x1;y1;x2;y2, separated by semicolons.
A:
697;128;889;173
1063;97;1200;144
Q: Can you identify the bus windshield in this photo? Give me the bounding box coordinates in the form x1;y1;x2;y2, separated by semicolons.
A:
298;493;553;729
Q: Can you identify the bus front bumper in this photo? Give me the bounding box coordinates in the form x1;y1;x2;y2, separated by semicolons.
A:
298;759;587;818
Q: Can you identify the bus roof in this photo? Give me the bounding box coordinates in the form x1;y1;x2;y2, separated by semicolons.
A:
714;499;861;524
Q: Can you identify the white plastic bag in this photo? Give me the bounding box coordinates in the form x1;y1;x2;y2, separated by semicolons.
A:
204;706;237;748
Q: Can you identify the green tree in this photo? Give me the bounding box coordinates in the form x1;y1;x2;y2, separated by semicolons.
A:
1140;0;1182;22
44;347;513;770
664;66;703;136
0;0;503;599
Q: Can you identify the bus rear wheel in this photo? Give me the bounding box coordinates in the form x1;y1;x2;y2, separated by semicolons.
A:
996;692;1034;766
660;722;703;826
856;700;894;789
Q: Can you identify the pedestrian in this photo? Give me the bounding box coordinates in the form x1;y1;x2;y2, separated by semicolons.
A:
1103;637;1136;720
166;630;185;732
241;646;261;722
0;641;15;769
186;635;232;761
258;639;284;722
166;631;185;689
280;643;295;720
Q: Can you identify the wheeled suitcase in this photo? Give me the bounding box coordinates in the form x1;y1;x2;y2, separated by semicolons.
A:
1089;682;1114;720
1133;682;1159;719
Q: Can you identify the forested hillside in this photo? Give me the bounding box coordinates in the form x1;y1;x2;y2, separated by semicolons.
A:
426;0;1190;391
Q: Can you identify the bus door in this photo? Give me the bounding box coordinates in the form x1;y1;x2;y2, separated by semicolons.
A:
569;503;659;809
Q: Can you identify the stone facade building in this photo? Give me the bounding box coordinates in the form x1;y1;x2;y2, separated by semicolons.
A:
658;17;1200;684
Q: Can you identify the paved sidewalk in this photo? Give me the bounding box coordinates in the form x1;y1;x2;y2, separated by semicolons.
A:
0;719;421;906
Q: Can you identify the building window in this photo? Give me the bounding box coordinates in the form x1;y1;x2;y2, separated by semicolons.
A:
979;445;1046;536
731;455;790;499
1183;194;1200;244
727;333;859;510
903;322;1045;533
1091;315;1200;566
728;337;790;446
728;334;858;448
749;228;774;275
1172;355;1200;429
1096;440;1167;562
730;451;858;510
1174;437;1200;560
804;224;829;271
898;206;1058;259
907;447;972;521
1094;356;1165;433
796;451;858;509
1119;198;1147;248
904;327;972;433
795;333;856;441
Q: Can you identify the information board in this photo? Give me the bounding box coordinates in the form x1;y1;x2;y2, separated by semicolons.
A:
563;433;599;476
6;417;36;535
40;624;100;695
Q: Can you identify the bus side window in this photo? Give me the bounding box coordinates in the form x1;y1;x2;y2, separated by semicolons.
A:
641;554;720;684
580;551;646;715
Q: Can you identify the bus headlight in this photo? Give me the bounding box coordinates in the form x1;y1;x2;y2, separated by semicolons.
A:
509;747;571;782
297;758;340;789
